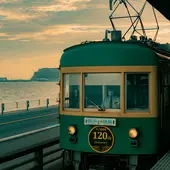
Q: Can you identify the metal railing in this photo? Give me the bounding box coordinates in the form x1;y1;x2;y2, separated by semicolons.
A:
0;97;59;114
0;138;64;170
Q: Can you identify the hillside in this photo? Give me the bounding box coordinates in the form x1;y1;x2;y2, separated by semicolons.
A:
31;68;59;82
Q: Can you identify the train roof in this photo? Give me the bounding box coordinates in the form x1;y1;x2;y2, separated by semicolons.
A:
63;40;147;52
60;41;159;67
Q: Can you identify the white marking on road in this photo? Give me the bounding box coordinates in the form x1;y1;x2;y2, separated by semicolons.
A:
0;124;60;143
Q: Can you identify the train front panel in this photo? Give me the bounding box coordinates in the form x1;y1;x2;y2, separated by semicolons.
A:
60;115;159;155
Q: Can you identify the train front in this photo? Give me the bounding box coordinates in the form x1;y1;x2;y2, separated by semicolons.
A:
59;38;159;170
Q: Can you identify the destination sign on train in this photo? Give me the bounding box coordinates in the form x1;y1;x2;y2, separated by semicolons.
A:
84;117;116;126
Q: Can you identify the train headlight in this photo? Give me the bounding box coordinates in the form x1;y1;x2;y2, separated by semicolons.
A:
129;128;138;139
68;126;76;135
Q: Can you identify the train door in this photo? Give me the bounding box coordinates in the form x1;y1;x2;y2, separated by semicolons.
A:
159;62;170;126
158;61;170;151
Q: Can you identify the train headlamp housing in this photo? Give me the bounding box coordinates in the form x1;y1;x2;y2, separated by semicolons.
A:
129;128;138;139
68;125;76;135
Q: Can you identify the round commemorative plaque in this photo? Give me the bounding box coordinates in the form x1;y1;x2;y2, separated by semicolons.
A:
88;126;114;153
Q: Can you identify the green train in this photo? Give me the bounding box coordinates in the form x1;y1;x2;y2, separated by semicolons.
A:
58;31;170;170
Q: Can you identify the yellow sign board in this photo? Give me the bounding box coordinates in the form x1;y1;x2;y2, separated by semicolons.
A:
88;126;114;153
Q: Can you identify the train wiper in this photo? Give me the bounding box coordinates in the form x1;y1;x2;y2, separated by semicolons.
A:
86;98;105;111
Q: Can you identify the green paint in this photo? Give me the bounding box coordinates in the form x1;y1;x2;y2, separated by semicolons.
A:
60;42;158;67
60;115;159;154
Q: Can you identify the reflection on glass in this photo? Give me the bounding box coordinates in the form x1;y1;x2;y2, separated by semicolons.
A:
63;74;80;110
125;73;149;111
84;73;121;111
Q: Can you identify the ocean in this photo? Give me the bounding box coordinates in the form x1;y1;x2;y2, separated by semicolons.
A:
0;82;59;112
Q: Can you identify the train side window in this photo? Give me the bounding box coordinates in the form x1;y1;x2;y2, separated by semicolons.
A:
83;73;121;111
63;73;80;110
125;73;149;112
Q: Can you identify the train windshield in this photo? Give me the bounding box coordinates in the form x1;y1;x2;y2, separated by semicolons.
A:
84;73;121;111
125;73;149;112
62;72;149;112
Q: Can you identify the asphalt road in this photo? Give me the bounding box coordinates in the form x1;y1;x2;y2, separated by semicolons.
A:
0;105;59;139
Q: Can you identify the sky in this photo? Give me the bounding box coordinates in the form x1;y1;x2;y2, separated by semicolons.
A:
0;0;170;79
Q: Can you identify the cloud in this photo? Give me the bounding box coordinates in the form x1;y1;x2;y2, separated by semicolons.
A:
0;7;45;21
0;0;106;22
158;29;170;36
31;4;77;12
0;0;50;21
40;24;109;35
1;24;110;42
0;32;8;36
31;0;107;12
0;0;21;3
1;19;169;43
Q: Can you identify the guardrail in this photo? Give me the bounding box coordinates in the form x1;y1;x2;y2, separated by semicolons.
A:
0;138;64;170
0;125;67;170
0;97;59;114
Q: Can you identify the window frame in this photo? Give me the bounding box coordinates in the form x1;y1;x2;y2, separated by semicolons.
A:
124;72;150;113
60;66;156;117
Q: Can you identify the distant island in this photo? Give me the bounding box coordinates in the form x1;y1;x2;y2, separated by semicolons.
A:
0;68;60;82
31;68;59;82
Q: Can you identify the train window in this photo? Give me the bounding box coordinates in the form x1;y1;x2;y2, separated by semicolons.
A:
125;73;149;112
63;73;80;110
83;73;121;111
